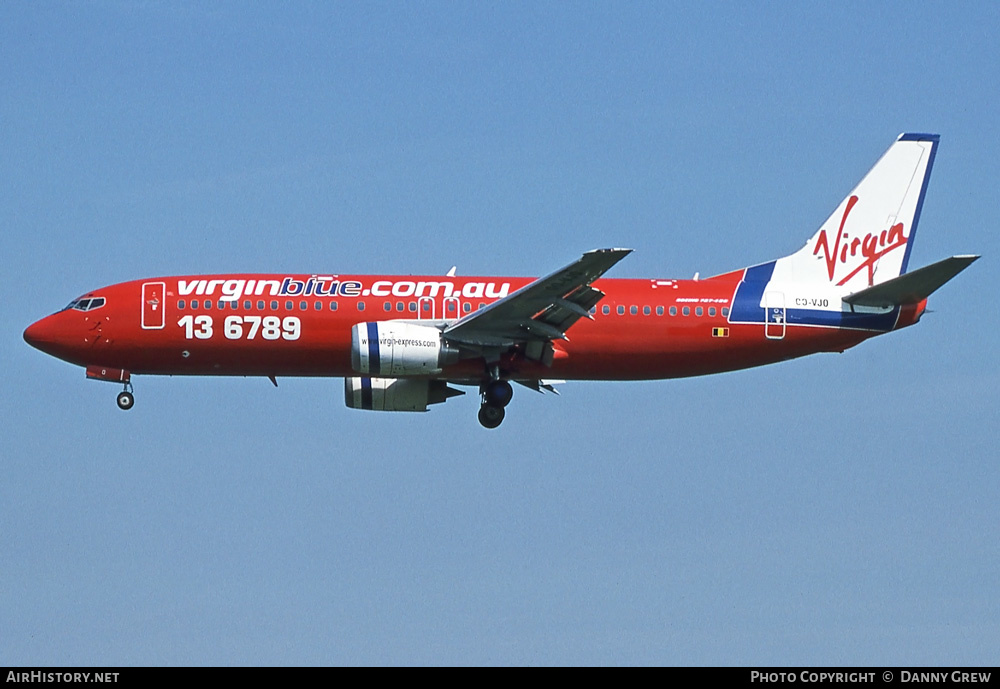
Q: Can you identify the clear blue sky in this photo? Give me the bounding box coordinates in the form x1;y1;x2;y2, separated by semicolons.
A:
2;2;997;665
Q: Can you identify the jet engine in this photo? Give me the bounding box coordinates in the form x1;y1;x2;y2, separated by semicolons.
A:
351;322;460;376
344;377;464;412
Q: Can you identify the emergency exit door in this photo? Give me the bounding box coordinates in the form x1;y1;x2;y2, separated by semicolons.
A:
142;282;166;329
764;291;785;340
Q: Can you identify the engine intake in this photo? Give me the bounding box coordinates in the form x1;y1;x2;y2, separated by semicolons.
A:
351;322;459;376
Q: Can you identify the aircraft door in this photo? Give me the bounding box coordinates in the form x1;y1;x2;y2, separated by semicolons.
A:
764;291;785;339
418;296;434;320
141;281;166;330
443;296;460;322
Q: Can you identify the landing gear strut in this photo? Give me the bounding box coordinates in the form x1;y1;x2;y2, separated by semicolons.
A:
116;382;134;411
478;379;513;429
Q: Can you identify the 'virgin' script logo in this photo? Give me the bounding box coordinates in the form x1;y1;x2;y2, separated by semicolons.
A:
812;195;907;286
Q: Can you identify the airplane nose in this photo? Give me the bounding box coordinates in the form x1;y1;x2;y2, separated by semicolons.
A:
24;311;98;365
23;315;62;353
23;319;48;349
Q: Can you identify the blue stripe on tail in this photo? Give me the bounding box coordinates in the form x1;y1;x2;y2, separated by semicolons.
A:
729;260;899;332
897;134;939;274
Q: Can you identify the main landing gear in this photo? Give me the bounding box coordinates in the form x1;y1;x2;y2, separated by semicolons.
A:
478;379;513;429
116;382;135;411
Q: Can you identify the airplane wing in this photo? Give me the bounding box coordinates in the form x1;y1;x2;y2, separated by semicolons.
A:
443;248;632;352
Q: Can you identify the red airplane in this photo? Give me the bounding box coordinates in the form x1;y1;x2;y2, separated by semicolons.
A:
24;133;977;428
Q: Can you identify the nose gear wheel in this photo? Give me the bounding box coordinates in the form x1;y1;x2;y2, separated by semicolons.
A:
116;382;134;410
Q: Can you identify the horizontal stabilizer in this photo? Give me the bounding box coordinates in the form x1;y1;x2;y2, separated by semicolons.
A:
843;255;979;307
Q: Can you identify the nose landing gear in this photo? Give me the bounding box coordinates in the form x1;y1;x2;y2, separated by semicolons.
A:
116;382;135;411
478;379;513;429
85;366;135;411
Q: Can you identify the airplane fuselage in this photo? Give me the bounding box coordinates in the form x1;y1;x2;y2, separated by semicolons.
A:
24;270;924;384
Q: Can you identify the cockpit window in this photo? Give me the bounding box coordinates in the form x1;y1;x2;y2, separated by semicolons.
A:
66;297;106;312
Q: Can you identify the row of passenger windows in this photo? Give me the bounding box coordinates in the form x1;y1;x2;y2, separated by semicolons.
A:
383;301;480;313
174;298;729;318
596;304;730;317
178;299;342;312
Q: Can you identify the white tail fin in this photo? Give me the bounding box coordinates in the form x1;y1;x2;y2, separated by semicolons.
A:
771;133;939;290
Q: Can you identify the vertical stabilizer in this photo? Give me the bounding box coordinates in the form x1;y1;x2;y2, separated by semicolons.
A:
770;133;939;291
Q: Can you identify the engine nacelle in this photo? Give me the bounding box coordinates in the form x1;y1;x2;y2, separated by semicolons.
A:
351;321;459;376
344;377;463;412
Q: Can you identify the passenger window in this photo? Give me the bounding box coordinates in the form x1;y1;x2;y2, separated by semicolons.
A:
463;303;471;313
643;306;650;315
270;300;278;310
178;299;186;309
244;300;252;310
447;302;456;312
192;300;200;309
669;306;677;316
408;302;417;313
315;301;322;311
396;302;404;312
478;303;484;310
357;301;366;311
299;300;307;311
422;301;430;312
682;306;690;316
696;307;703;316
602;305;610;315
285;301;293;310
383;301;391;312
709;307;716;317
257;300;265;310
218;300;226;310
617;305;625;315
589;307;596;315
330;301;338;311
630;306;638;315
722;307;730;317
656;306;664;316
205;301;212;310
